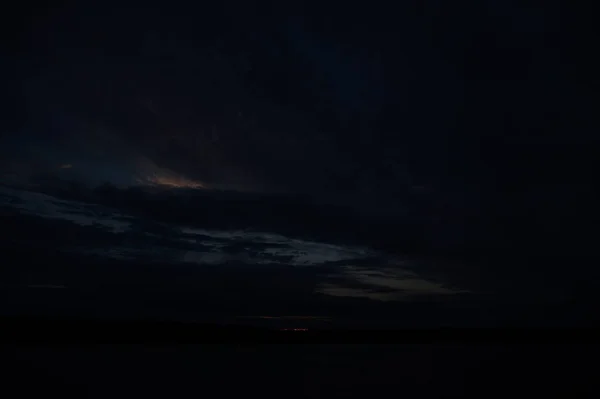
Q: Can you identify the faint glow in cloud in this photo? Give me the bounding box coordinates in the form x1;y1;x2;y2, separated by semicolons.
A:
317;265;466;301
134;157;207;189
137;173;205;189
59;164;72;169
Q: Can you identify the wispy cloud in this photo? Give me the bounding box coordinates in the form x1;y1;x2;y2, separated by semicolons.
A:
317;265;466;301
26;284;67;289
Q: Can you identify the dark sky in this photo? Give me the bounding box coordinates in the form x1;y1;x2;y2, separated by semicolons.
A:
3;1;597;253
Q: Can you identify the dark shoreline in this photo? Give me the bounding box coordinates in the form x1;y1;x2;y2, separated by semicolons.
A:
3;314;600;344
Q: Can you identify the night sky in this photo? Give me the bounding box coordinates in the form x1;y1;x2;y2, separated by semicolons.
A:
1;1;598;325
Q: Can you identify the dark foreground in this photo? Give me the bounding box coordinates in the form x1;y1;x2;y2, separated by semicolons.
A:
2;315;600;344
2;316;599;398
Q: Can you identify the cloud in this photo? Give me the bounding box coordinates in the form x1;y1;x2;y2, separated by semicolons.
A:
0;184;132;233
1;108;206;190
317;265;465;301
